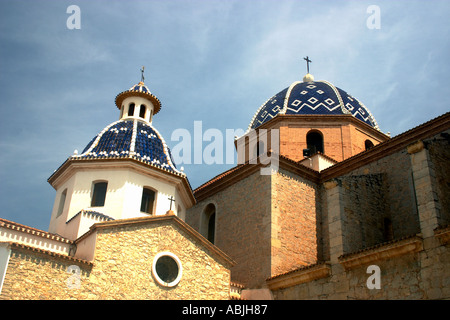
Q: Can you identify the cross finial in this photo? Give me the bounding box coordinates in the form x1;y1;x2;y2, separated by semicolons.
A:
168;195;175;211
303;56;312;74
140;66;145;83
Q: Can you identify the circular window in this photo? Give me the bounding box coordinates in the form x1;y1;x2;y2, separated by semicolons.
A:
152;252;182;287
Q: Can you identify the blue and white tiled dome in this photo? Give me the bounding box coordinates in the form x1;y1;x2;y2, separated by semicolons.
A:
75;119;181;174
248;76;379;131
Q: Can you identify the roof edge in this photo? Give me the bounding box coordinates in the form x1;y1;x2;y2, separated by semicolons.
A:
80;214;236;268
320;111;450;181
193;153;320;201
195;112;449;201
2;241;92;266
115;90;162;114
0;217;73;244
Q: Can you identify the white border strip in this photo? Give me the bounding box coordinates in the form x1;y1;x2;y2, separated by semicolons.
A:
152;251;183;287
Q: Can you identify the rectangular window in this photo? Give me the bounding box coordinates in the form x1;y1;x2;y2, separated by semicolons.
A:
91;182;107;207
128;103;135;116
140;188;155;214
56;189;67;217
139;105;146;118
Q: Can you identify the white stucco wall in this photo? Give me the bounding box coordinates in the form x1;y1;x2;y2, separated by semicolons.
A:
48;162;188;240
0;226;72;255
120;96;155;123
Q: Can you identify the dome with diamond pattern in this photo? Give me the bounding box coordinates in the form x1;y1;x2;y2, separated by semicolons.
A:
248;74;379;131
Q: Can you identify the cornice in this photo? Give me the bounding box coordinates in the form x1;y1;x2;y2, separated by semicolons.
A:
338;234;423;270
0;217;72;244
193;154;320;202
48;156;195;207
194;162;261;202
434;225;450;244
266;262;331;290
194;112;449;201
79;214;236;268
253;114;389;141
320;112;450;182
3;241;92;266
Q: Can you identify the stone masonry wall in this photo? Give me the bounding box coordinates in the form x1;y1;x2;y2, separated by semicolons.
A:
1;220;231;300
0;247;92;300
280;125;350;162
187;170;272;288
339;173;389;254
340;149;421;244
426;130;450;226
318;186;330;262
270;132;450;300
272;250;426;300
86;221;231;299
272;234;450;300
271;169;319;275
187;167;322;289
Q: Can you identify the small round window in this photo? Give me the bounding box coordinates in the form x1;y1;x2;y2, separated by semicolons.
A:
152;252;182;287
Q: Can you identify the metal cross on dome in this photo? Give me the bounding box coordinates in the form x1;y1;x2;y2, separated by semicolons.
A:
303;56;312;74
140;66;145;82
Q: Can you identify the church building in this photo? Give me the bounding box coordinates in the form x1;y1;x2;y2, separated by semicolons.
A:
187;69;450;299
0;64;449;300
0;77;234;300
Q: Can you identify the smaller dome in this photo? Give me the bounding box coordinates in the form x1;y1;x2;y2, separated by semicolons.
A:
76;119;181;174
115;81;162;114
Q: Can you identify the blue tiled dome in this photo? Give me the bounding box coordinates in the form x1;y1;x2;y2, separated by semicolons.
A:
248;79;379;131
76;119;180;174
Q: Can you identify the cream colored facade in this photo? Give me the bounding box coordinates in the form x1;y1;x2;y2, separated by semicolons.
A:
0;215;234;300
48;160;191;239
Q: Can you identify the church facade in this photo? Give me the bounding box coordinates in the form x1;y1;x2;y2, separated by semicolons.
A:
0;69;449;300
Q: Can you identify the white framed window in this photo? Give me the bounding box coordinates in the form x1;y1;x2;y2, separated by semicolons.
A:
152;252;183;287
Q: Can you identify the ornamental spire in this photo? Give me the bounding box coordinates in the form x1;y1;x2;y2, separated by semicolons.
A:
303;56;312;74
140;66;145;84
302;56;314;82
115;69;162;115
